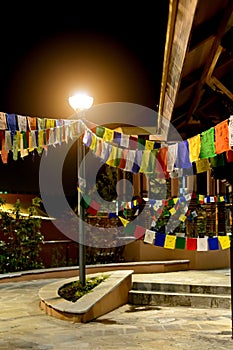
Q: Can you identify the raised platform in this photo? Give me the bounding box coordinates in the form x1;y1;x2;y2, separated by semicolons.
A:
39;270;133;323
0;259;190;283
0;260;190;323
123;240;230;270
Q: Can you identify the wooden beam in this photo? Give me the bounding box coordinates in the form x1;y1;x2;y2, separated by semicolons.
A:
185;1;233;122
207;76;233;101
158;0;198;139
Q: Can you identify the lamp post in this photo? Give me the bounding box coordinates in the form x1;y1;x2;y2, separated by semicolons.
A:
68;92;94;286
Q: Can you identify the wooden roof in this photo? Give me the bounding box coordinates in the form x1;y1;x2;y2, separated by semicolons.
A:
158;0;233;140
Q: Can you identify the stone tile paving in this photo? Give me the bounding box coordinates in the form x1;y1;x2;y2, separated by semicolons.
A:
0;275;232;349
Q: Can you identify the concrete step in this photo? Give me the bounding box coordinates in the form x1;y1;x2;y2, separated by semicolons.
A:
132;281;231;295
128;289;231;309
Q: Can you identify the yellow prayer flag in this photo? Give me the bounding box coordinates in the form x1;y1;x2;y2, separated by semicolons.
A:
106;146;117;167
169;207;176;215
179;214;187;222
218;236;231;250
145;140;154;150
46;118;55;129
103;128;114;142
90;134;97;150
119;216;130;227
173;197;179;204
38;130;44;147
164;235;176;249
188;134;201;162
199;194;205;201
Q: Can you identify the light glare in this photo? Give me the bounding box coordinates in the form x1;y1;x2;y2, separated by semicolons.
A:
68;92;94;111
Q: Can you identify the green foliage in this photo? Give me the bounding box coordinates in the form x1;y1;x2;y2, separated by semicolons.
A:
95;165;118;202
0;197;44;273
58;274;109;302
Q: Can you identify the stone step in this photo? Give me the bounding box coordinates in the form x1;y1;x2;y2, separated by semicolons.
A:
128;290;231;309
132;281;231;295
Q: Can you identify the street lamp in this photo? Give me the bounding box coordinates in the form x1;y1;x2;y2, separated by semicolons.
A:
68;92;94;286
68;93;94;112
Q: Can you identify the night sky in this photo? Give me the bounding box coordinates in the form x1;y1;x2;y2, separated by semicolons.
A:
0;2;169;195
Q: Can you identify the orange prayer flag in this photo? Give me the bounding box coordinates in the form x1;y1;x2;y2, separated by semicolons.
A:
214;119;231;154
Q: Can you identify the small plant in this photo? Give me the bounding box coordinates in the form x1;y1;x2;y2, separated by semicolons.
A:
0;197;44;273
58;274;109;302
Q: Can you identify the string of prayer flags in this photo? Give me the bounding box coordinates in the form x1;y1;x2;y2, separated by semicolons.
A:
0;110;232;176
138;231;231;251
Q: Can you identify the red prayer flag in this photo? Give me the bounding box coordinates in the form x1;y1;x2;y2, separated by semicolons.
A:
134;225;146;240
186;237;197;250
86;200;101;215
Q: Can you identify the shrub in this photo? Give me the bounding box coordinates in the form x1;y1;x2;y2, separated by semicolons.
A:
0;197;44;273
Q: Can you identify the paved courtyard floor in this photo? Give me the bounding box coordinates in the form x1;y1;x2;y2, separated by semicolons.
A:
0;269;232;349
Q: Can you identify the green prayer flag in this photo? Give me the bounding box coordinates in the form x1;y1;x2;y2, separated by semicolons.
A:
175;236;186;249
96;126;105;138
80;194;91;209
124;222;136;234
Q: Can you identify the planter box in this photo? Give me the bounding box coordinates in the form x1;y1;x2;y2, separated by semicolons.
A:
39;270;133;323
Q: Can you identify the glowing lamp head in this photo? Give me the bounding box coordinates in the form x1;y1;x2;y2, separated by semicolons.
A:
68;92;94;112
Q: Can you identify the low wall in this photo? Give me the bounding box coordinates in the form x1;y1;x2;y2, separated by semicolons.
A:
123;240;230;270
39;270;133;323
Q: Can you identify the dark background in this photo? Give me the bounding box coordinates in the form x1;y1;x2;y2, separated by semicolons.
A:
0;2;169;195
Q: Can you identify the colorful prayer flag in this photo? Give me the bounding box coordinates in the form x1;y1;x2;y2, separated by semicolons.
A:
186;237;197;250
164;235;176;249
218;236;231;250
154;232;166;247
208;237;219;250
134;225;146;240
